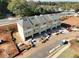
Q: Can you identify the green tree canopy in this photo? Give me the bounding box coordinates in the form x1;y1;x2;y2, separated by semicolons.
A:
0;12;5;19
0;0;9;14
7;0;34;17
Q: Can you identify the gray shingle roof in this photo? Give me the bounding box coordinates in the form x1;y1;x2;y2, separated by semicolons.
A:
28;16;40;26
49;14;60;20
43;15;53;22
38;15;47;24
22;17;32;30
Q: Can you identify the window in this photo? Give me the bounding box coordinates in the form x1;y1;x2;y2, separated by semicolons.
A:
34;29;36;32
54;19;57;22
35;24;39;27
36;28;39;30
28;31;31;34
31;17;34;20
27;27;30;29
43;23;46;25
25;33;27;36
49;21;52;23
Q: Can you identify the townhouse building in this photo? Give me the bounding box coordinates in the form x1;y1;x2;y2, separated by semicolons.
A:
0;14;62;41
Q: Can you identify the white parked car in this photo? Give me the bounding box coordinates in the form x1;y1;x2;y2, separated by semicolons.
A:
59;28;69;34
0;39;4;44
60;39;68;45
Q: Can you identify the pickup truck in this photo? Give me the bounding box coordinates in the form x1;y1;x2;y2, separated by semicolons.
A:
18;43;32;51
41;35;50;43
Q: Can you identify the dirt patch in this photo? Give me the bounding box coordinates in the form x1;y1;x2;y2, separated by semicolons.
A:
0;32;19;58
0;23;17;33
62;17;79;27
70;40;79;56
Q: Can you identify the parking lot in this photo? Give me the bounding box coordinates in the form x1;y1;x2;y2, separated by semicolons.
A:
15;26;79;58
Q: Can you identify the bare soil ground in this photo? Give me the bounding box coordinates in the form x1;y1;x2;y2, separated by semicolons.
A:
0;32;19;58
70;40;79;56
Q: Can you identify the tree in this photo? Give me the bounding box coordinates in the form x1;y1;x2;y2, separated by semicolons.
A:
0;12;5;19
0;0;10;18
7;0;34;17
34;7;48;15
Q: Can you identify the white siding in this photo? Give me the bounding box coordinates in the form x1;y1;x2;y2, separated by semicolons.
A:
17;20;25;41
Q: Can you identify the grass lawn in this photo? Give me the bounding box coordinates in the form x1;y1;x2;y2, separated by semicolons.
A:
58;39;79;58
58;47;79;58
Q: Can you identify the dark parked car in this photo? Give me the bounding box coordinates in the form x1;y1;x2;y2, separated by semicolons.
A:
0;39;5;44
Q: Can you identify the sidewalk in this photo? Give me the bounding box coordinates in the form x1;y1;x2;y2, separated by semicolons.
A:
47;43;71;58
